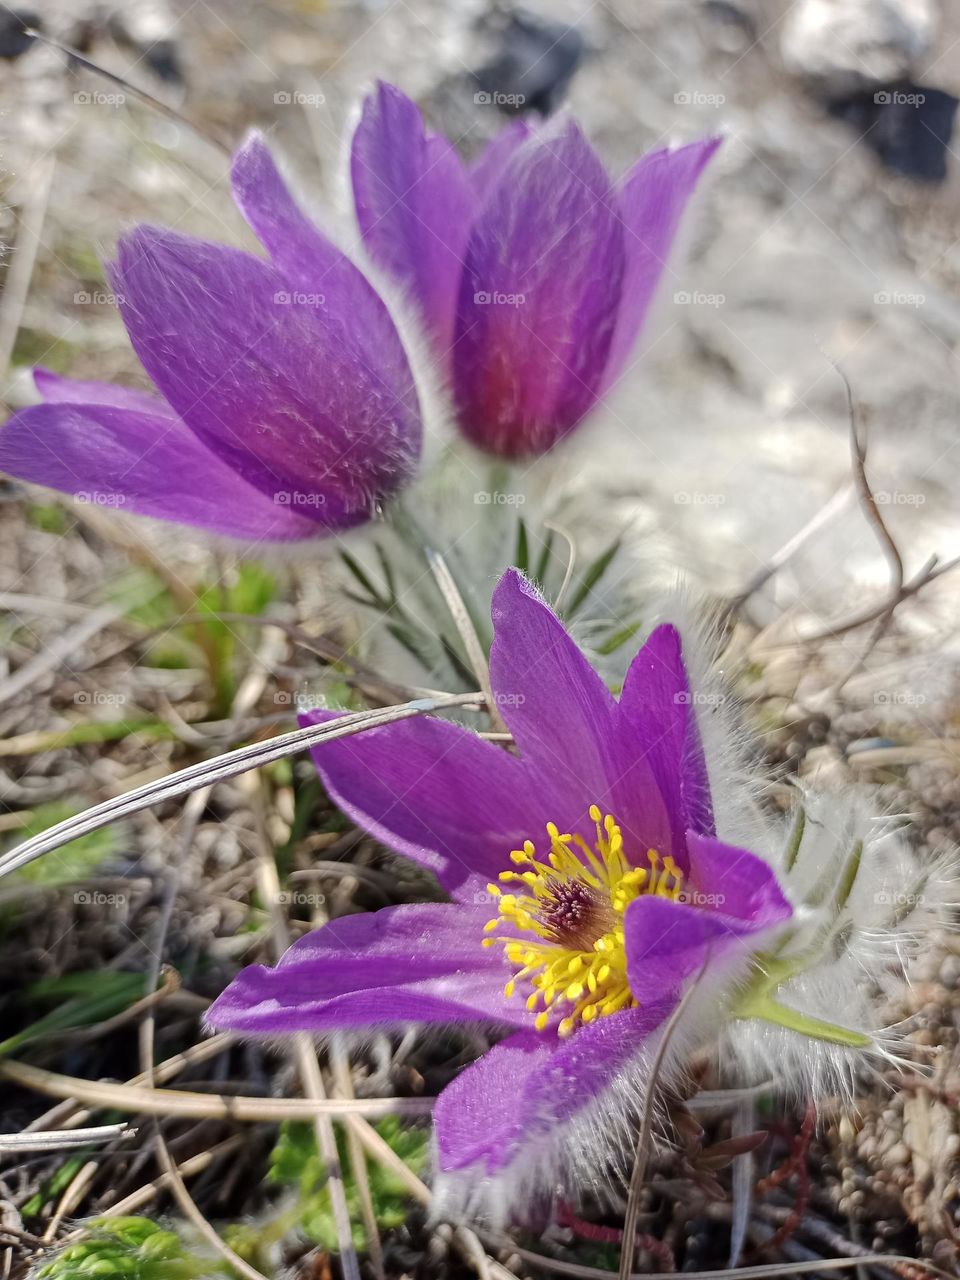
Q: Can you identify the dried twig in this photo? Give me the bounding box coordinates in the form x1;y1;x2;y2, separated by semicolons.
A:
724;483;855;616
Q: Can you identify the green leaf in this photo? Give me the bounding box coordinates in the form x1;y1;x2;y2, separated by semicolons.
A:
593;620;642;656
0;972;147;1059
514;517;530;575
340;551;387;607
533;527;555;586
563;538;621;618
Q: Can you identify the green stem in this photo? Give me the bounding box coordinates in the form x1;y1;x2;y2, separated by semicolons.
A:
736;996;871;1048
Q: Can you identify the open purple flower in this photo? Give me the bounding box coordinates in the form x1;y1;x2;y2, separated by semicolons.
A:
351;83;719;457
207;569;793;1210
0;136;421;541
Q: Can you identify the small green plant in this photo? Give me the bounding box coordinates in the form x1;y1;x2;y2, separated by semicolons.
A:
268;1116;429;1250
34;1216;219;1280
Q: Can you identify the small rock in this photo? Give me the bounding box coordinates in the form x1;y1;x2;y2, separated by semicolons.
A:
472;8;586;116
781;0;938;95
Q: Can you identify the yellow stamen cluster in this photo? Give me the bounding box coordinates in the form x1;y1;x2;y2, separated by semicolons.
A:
483;805;684;1037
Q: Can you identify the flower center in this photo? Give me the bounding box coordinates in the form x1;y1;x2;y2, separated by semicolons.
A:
483;805;684;1037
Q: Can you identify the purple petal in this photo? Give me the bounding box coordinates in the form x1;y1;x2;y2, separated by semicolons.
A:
468;120;535;198
110;225;420;530
452;120;625;457
684;832;793;926
624;834;792;1001
351;84;474;355
34;367;176;418
435;1000;676;1175
603;137;720;390
206;903;529;1034
0;401;320;540
231;133;421;408
302;708;558;902
617;624;714;863
489;570;672;856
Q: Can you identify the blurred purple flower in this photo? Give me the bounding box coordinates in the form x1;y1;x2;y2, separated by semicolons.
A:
207;569;791;1203
0;137;422;541
351;83;719;457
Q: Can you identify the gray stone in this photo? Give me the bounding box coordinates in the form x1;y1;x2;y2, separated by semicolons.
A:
781;0;939;94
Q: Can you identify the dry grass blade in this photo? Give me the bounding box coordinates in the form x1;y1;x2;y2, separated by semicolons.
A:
0;153;54;381
0;693;482;880
0;1124;132;1152
619;964;708;1280
0;1059;434;1120
250;779;362;1280
426;548;507;735
509;1247;955;1279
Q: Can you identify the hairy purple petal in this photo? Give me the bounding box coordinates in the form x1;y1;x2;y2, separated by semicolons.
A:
206;903;529;1033
489;570;672;856
618;624;715;863
624;834;792;1001
468;120;536;197
33;367;177;418
110;225;420;530
452;120;625;457
351;83;474;355
0;400;319;540
603;137;720;389
435;1000;676;1174
303;708;562;902
684;832;793;925
231;133;421;411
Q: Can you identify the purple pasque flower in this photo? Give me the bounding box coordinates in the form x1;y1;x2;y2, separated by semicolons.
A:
207;569;792;1208
0;136;421;541
351;83;719;458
